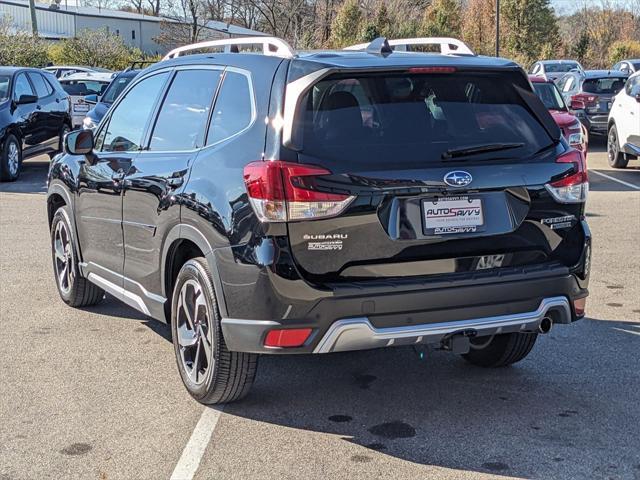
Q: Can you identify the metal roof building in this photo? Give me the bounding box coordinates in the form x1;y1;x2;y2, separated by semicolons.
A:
0;0;266;54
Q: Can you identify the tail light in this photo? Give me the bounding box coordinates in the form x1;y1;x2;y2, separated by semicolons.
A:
570;93;598;110
243;161;354;222
545;149;588;203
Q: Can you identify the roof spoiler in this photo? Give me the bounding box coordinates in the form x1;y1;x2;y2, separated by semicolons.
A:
125;60;157;72
345;37;476;56
162;37;295;61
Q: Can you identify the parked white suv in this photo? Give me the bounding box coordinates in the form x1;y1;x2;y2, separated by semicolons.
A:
608;71;640;168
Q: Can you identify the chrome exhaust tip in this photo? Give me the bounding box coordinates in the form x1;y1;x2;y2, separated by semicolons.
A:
538;317;553;334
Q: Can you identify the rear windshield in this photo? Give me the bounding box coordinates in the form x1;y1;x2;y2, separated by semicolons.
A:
298;72;554;169
61;80;110;96
0;75;9;102
545;63;578;73
101;75;135;104
532;82;566;111
582;77;626;94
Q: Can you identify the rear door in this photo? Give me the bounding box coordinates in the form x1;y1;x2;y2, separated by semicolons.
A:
121;67;223;308
283;69;583;283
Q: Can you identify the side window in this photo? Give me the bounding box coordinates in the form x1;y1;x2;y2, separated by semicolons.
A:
563;76;575;92
100;72;169;152
149;69;222;151
206;71;254;145
531;64;540;74
13;73;35;100
28;73;53;98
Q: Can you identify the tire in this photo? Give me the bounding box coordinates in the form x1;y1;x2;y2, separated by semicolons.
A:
57;123;71;153
51;207;104;307
461;332;538;367
607;124;628;169
1;134;22;182
171;257;258;404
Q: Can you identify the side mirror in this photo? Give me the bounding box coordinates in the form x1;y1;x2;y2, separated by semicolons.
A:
84;94;98;105
65;129;94;155
16;94;38;105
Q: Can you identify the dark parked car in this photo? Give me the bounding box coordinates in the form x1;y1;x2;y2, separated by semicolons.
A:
82;69;141;131
1;67;72;181
557;69;628;135
47;37;590;404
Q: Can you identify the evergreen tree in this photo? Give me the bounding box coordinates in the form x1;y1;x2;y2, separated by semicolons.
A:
501;0;559;66
420;0;462;37
329;0;363;47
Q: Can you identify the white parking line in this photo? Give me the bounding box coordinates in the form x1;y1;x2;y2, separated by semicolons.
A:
590;170;640;190
171;407;224;480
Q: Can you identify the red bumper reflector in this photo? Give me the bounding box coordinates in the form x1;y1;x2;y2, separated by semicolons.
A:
264;328;312;348
573;297;587;317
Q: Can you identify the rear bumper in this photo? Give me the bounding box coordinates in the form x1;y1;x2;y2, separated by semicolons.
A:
576;112;608;134
313;296;570;353
220;268;588;354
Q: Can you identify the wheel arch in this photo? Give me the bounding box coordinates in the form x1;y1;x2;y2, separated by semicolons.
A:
162;224;229;320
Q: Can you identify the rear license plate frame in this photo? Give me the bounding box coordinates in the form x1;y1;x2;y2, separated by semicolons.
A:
422;196;485;235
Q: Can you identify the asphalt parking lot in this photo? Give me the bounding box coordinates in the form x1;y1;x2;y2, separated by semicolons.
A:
1;139;639;480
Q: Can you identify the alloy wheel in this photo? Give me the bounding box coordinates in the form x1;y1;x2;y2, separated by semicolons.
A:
608;129;618;163
53;221;74;295
176;279;214;385
7;141;19;177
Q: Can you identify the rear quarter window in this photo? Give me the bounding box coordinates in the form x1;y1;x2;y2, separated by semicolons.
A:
298;71;554;171
206;71;254;145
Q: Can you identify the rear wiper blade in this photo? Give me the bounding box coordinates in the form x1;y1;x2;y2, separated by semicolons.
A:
442;142;525;160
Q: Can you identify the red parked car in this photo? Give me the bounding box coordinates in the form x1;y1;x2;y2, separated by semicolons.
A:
529;75;588;157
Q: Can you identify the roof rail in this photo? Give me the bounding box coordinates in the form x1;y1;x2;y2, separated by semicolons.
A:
344;37;475;56
162;37;295;60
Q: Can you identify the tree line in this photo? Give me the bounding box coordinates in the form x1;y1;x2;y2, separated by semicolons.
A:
1;0;639;70
149;0;640;68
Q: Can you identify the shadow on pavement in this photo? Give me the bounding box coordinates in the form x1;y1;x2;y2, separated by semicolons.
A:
222;317;640;478
81;294;172;341
0;157;49;194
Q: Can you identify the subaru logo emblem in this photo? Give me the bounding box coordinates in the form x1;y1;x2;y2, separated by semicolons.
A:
444;171;473;187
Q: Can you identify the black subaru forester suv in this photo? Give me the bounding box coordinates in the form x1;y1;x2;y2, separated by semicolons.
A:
47;37;591;404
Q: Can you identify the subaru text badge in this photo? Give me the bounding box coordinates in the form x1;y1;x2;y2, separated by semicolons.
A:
444;171;473;187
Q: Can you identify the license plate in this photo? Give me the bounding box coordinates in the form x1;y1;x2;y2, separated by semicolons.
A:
423;196;484;235
73;104;89;113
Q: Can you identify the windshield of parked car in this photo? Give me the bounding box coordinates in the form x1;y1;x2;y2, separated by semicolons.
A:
632;62;640;70
532;82;567;111
60;79;110;96
0;75;9;101
100;75;135;104
545;63;578;73
299;71;554;170
582;77;627;94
